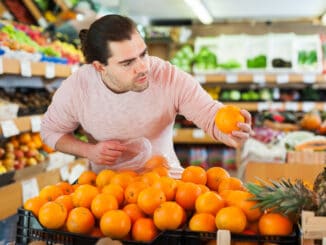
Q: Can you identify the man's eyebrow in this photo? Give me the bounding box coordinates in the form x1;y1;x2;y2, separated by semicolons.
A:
118;48;148;64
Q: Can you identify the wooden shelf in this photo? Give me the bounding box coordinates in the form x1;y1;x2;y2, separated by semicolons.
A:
173;128;217;144
2;58;73;78
195;73;326;84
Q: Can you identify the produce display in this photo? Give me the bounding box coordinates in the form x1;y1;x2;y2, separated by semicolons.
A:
0;22;84;64
0;132;53;174
22;162;300;244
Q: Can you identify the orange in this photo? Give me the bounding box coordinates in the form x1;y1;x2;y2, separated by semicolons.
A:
101;184;124;206
225;190;262;222
140;171;160;185
39;185;63;202
195;191;225;215
23;196;46;217
215;206;247;233
152;166;169;176
152;176;177;201
66;207;95;234
95;169;116;188
90;227;104;237
91;193;119;219
218;177;244;193
55;195;74;212
117;169;138;178
175;182;202;211
56;181;74;195
215;105;245;134
144;155;168;169
198;184;210;193
132;218;158;242
100;210;131;239
38;201;67;229
181;165;207;185
124;181;148;204
42;143;55;153
137;187;166;215
206;167;230;192
110;173;134;189
258;213;293;236
122;203;146;224
18;132;32;144
153;201;184;230
72;184;99;208
77;170;97;185
189;213;216;232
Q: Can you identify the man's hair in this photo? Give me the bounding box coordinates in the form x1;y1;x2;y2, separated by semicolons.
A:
79;14;137;65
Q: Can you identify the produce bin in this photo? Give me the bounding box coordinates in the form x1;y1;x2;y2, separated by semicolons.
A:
15;208;181;245
301;211;326;244
178;227;300;245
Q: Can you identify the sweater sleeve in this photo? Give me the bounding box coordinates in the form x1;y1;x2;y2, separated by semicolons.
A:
40;77;80;148
156;59;228;142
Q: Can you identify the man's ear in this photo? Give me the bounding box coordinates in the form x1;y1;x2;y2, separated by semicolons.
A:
92;61;105;71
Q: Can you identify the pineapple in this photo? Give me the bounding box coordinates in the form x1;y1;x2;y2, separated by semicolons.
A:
246;170;326;221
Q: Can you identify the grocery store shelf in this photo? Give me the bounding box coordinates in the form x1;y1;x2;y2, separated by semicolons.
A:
196;73;326;84
224;101;326;112
173;128;217;144
2;58;72;78
0;114;42;136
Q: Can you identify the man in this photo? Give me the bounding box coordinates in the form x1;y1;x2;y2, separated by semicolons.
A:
41;14;253;178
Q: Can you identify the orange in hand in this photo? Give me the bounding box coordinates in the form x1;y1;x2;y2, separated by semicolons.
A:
215;105;245;134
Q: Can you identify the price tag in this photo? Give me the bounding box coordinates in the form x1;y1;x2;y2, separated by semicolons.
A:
194;75;206;84
69;164;87;184
47;152;75;171
45;62;55;79
21;178;39;204
257;102;269;112
60;165;70;182
1;120;19;138
270;102;283;110
20;60;32;77
302;102;315;112
285;102;299;111
276;74;289;84
37;17;48;28
324;103;326;111
31;116;42;132
303;74;316;84
253;74;265;84
192;129;205;138
226;74;238;83
71;64;79;73
0;57;3;74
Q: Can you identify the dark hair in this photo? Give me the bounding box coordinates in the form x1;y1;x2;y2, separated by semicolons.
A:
79;14;137;65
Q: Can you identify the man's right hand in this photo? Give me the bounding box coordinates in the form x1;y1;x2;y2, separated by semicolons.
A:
88;140;127;165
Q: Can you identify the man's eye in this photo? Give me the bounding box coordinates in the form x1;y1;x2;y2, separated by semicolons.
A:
123;61;132;67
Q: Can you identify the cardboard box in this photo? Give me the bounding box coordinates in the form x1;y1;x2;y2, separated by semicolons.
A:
0;168;61;220
244;162;325;183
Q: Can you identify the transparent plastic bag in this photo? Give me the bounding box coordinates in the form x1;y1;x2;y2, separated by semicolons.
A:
109;137;152;172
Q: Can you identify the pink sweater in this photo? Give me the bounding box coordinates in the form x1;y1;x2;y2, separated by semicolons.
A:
41;56;225;177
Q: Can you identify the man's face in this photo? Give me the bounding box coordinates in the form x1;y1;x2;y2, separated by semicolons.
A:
101;31;150;93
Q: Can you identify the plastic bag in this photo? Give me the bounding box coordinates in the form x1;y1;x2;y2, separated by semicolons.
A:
108;137;152;172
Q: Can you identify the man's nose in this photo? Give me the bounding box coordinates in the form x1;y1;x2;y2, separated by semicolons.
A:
134;58;147;73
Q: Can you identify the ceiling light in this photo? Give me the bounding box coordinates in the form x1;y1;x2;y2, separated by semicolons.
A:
184;0;213;25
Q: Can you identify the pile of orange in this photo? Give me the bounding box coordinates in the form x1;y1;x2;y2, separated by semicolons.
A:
24;156;293;243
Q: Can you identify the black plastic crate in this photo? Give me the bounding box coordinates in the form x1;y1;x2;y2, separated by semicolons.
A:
180;227;301;245
15;208;181;245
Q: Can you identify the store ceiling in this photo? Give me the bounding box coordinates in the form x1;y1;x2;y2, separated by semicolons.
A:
96;0;326;25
